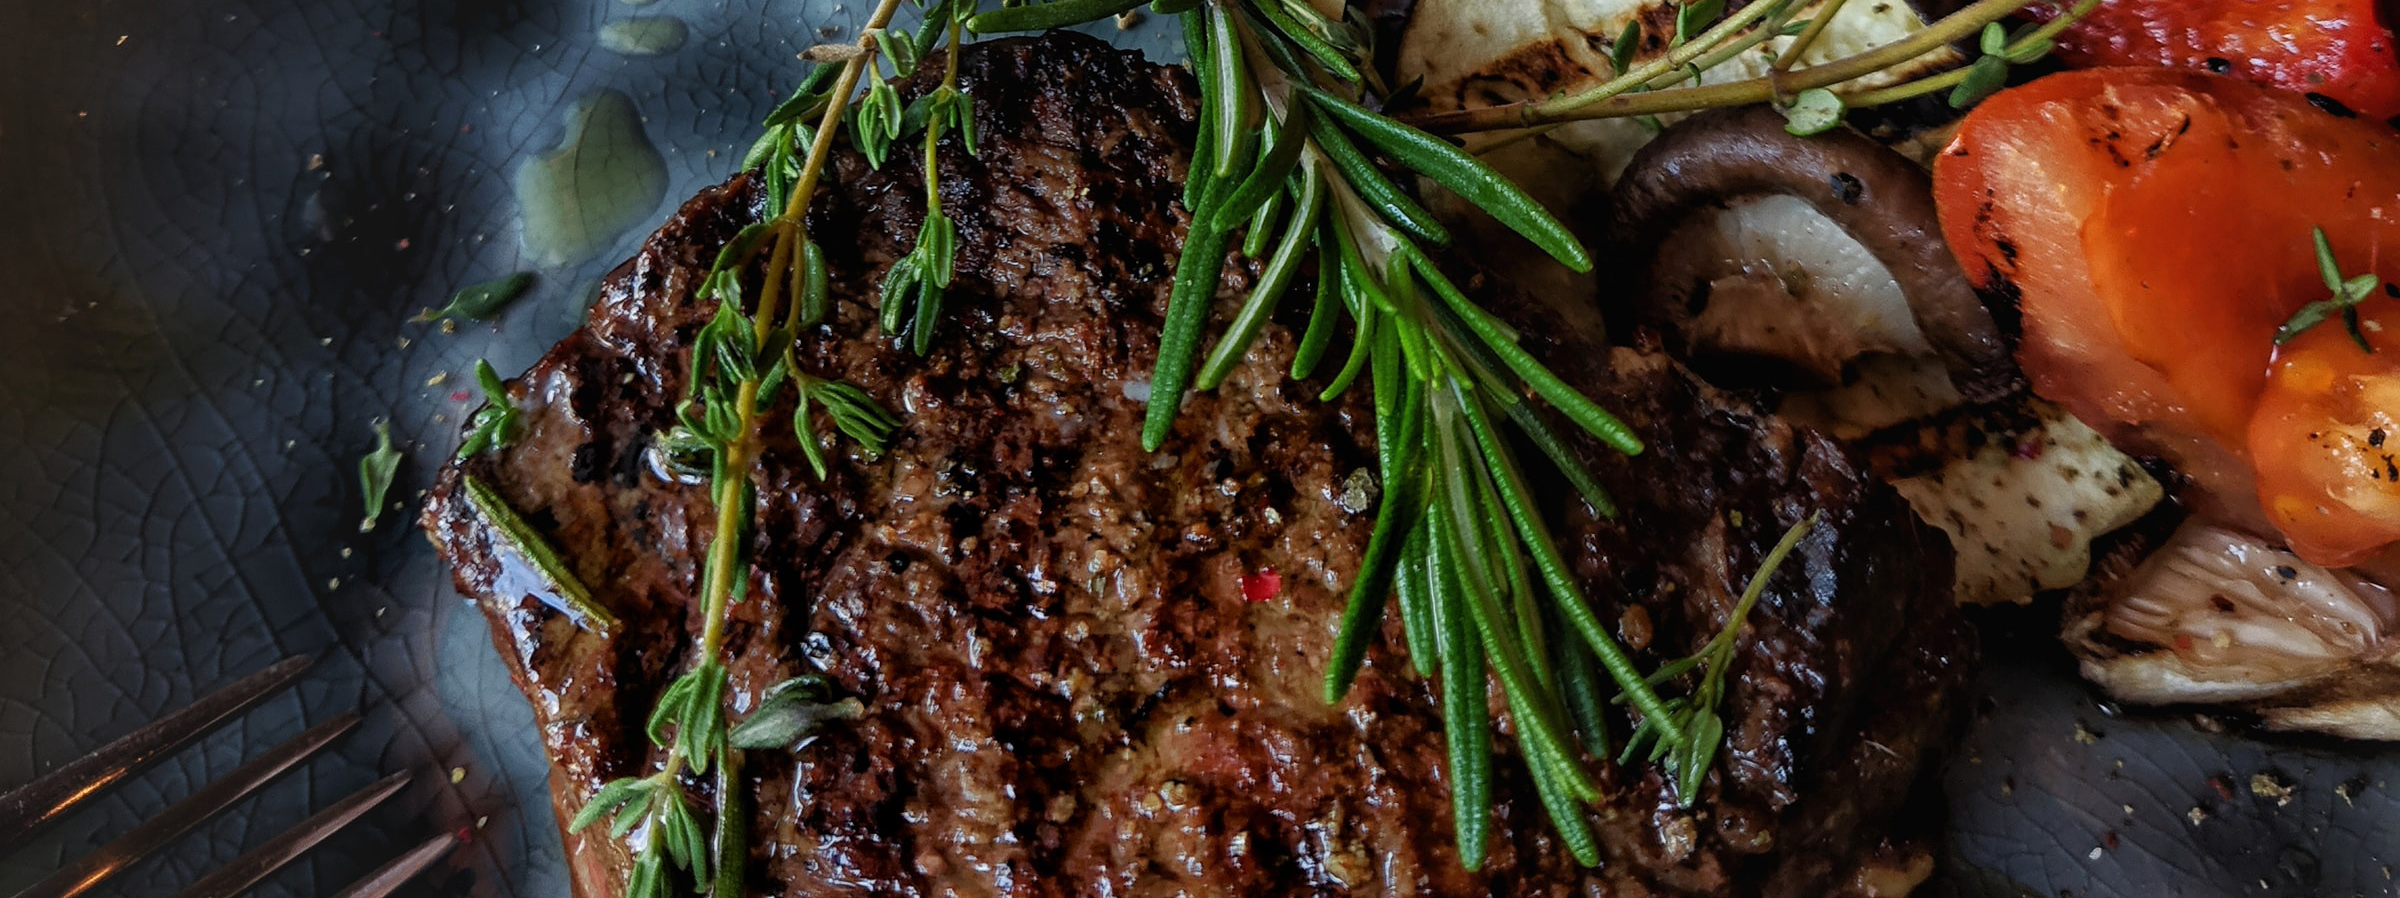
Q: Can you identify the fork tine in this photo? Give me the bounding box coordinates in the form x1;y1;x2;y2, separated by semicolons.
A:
324;832;457;898
0;654;314;847
13;712;359;898
163;771;411;898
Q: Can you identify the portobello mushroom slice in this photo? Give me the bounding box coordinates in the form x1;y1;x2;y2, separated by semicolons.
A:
1610;105;2017;410
1607;107;2164;605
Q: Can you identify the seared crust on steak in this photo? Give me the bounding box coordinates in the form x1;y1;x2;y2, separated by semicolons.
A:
422;33;1970;898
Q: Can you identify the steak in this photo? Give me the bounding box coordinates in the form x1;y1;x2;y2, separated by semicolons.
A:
422;33;1972;898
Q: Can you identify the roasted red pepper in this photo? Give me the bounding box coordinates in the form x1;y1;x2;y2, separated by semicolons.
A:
2028;0;2400;121
1934;68;2400;567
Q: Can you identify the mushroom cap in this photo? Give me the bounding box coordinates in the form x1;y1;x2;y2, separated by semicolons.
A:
1609;105;2020;404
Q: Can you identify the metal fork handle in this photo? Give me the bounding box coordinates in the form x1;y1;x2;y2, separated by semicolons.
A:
0;655;314;848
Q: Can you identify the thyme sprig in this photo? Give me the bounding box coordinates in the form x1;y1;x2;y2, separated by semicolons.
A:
879;1;978;355
567;1;914;894
2276;225;2388;352
1402;0;2090;136
1828;0;2098;116
1617;513;1815;804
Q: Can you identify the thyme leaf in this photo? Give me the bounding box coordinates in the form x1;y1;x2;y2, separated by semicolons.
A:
1778;87;1846;136
414;271;536;323
728;676;866;749
456;359;522;458
357;420;402;532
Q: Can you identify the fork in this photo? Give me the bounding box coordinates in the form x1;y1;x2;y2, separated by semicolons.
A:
0;655;456;898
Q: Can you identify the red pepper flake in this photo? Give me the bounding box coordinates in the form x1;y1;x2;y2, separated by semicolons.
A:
450;389;473;402
2174;633;2197;653
1241;567;1281;603
2207;775;2236;800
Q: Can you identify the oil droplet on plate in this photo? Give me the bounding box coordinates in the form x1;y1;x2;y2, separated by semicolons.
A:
512;90;668;269
598;16;688;56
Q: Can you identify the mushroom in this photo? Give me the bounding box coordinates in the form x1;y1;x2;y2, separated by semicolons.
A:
2066;519;2400;739
1609;105;2019;411
1608;106;2168;609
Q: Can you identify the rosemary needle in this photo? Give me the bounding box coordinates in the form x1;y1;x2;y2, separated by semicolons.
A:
460;473;618;633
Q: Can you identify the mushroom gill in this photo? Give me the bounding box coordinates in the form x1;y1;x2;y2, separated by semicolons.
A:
2068;520;2400;739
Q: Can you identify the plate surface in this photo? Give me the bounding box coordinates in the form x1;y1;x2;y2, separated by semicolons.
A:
0;2;2387;896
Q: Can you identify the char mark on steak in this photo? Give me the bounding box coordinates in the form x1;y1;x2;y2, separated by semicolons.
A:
422;32;1972;898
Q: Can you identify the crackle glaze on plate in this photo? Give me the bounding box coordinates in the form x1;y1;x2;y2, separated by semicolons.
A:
0;2;2388;896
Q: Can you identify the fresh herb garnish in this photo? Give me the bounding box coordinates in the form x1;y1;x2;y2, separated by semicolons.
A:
984;0;1669;870
460;473;619;632
456;359;522;458
1619;513;1815;804
567;3;917;895
357;420;402;532
1407;0;2102;137
791;372;902;479
879;4;976;354
2276;225;2385;352
413;271;537;323
727;676;866;749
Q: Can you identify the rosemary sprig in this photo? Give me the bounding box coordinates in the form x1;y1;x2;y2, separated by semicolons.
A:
567;2;913;894
983;0;1714;867
461;473;620;632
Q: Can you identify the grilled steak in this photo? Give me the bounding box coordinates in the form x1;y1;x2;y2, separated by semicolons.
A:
422;33;1972;898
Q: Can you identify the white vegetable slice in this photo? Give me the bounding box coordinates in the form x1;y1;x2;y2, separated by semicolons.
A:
1887;403;2163;606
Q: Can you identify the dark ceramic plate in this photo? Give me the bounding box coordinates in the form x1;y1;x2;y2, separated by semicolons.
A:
0;2;2387;896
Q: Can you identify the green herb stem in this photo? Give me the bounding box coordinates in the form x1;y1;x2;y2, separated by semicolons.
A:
1842;0;2096;108
584;3;914;895
1769;0;1850;81
1404;0;2037;133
